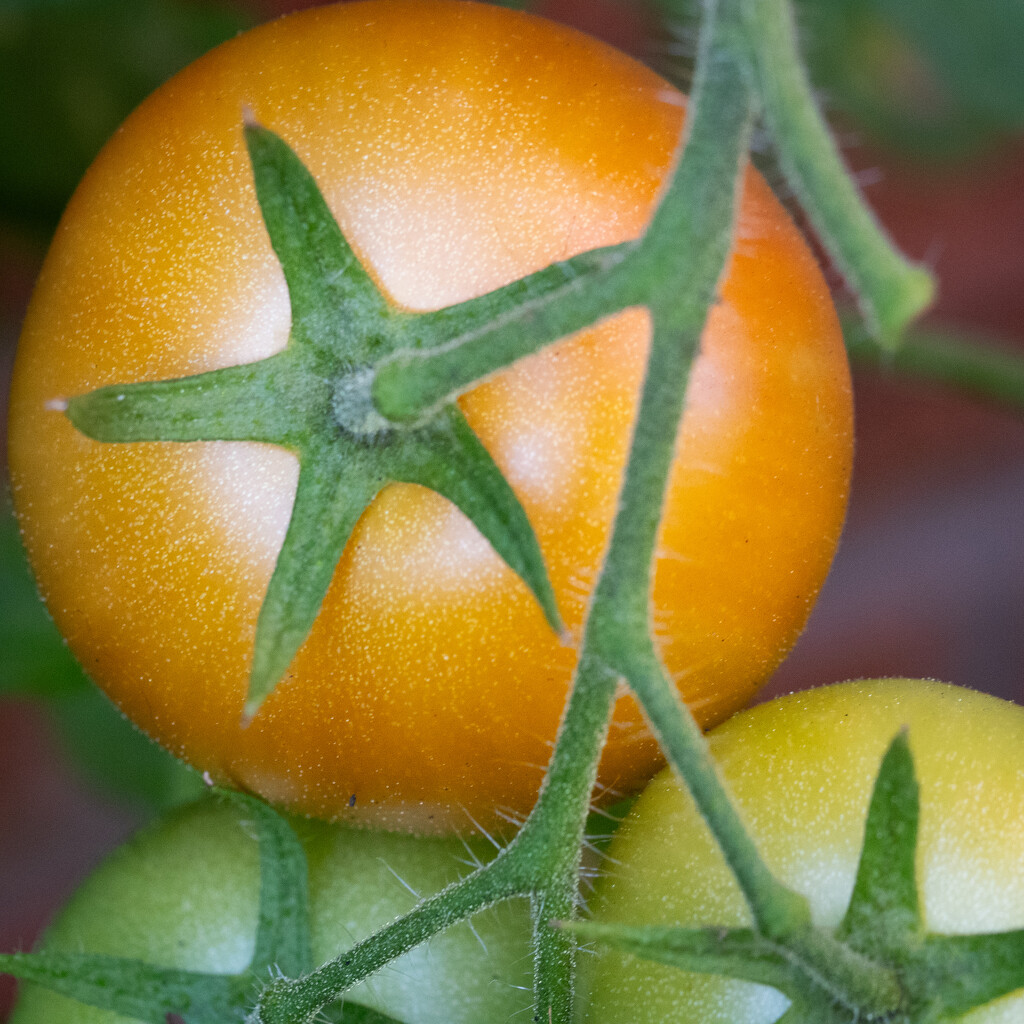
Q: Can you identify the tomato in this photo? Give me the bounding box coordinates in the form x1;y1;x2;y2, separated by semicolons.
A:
7;0;853;832
579;679;1024;1023
9;797;532;1024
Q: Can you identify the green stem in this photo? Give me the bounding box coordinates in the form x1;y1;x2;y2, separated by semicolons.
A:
588;0;754;634
531;888;577;1024
372;244;636;422
511;655;621;1022
248;862;519;1024
624;646;812;941
572;0;811;943
585;0;816;966
741;0;934;344
846;318;1024;411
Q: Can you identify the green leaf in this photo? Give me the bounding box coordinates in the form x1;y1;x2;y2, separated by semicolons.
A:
217;791;313;978
0;951;245;1024
390;405;562;634
838;729;921;954
785;0;1024;160
245;120;392;357
246;443;382;719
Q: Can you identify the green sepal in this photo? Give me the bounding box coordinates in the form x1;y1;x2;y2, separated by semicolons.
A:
244;118;392;359
389;405;562;635
904;929;1024;1020
560;920;871;1023
66;351;318;446
246;443;382;719
838;730;921;954
559;920;798;994
0;950;246;1024
216;790;313;978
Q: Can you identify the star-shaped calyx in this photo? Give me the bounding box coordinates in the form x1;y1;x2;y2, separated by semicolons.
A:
66;118;568;721
564;731;1024;1022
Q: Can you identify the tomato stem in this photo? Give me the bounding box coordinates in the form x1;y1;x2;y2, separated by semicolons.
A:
739;0;935;346
248;859;521;1024
369;242;637;424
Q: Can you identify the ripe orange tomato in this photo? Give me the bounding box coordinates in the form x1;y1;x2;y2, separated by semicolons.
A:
8;0;852;833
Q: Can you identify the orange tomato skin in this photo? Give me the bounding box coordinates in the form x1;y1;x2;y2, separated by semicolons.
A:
8;0;852;833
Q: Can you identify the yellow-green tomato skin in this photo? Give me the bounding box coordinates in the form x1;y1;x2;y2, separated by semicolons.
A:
10;800;532;1024
579;680;1024;1024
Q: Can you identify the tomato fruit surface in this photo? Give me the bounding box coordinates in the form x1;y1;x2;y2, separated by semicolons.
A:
579;679;1024;1023
7;0;853;832
9;798;532;1024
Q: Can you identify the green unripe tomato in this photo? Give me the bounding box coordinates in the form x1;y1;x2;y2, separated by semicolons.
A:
579;679;1024;1023
11;798;532;1023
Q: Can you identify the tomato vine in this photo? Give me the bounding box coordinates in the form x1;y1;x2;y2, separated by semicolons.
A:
7;0;1024;1022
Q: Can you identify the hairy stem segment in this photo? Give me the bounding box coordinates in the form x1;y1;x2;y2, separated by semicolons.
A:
739;0;934;344
624;646;811;939
584;0;814;948
577;0;904;1014
248;862;520;1024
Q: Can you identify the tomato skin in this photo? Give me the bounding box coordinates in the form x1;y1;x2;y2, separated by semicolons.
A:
579;679;1024;1023
8;0;852;832
9;799;532;1024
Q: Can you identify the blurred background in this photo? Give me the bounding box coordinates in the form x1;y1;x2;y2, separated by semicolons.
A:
1;0;1022;1017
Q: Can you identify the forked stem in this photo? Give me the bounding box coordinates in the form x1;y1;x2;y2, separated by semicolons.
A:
241;1;925;1022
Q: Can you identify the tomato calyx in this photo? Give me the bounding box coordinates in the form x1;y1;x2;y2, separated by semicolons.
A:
565;730;1024;1023
64;120;567;719
331;366;396;442
0;791;414;1024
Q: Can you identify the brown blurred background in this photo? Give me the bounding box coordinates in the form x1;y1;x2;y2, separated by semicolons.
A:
1;0;1022;1017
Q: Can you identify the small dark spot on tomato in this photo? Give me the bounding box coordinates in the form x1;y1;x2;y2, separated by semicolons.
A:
348;793;357;807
